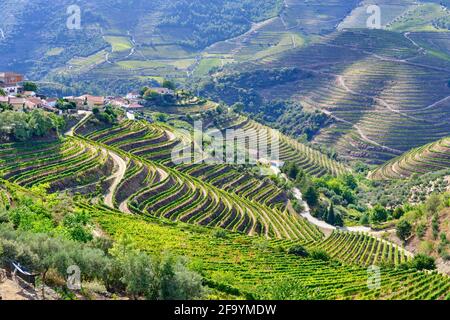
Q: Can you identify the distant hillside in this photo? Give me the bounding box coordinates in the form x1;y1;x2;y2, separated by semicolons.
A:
371;137;450;180
2;0;450;101
0;0;361;95
200;28;450;165
338;0;418;30
388;2;450;32
0;0;282;93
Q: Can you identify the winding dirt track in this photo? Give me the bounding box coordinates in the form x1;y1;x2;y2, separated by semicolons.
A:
293;188;413;257
104;151;127;208
66;111;128;209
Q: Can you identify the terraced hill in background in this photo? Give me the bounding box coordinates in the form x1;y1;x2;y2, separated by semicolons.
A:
370;136;450;180
338;0;418;30
204;28;450;165
3;0;450;98
62;0;363;93
0;0;283;92
209;113;349;177
0;0;366;95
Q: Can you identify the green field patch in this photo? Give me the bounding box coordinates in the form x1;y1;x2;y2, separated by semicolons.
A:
117;59;195;70
166;59;197;69
117;60;167;69
389;3;450;32
65;49;108;73
194;58;226;76
104;36;133;52
139;45;196;59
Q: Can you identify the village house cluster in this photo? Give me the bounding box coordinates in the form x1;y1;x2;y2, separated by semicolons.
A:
0;71;176;115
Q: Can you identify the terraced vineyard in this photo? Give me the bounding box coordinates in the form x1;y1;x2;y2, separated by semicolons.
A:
1;115;449;300
210;113;350;177
0;134;411;269
3;0;450;303
211;28;450;165
86;203;450;300
79;119;324;240
0;139;114;193
370;136;450;180
313;231;411;267
338;0;417;30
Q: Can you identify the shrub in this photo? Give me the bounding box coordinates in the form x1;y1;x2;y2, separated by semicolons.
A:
292;200;305;213
370;204;388;223
393;207;405;219
23;82;38;92
359;214;370;226
303;185;319;207
396;220;412;243
425;194;441;216
416;223;427;239
409;254;436;271
431;214;440;240
309;249;330;261
213;229;228;239
288;245;309;257
440;233;448;244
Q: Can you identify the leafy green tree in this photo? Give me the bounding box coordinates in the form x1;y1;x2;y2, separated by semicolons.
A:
426;194;441;216
393;207;405;219
416;222;427;240
0;111;30;141
162;80;176;90
370;204;388;223
144;89;162;102
22;82;38;92
285;162;299;180
158;254;204;300
55;99;76;111
28;109;55;136
0;110;64;141
63;211;93;243
334;213;344;227
303;185;319;207
341;188;355;205
359;214;370;225
140;86;149;96
355;161;370;173
288;245;309;257
409;254;436;271
342;174;357;190
396;220;412;243
121;251;157;299
94;106;121;124
109;236;203;300
232;102;245;113
326;204;335;225
0;102;12;112
155;113;169;122
292;200;305;213
0;88;6;96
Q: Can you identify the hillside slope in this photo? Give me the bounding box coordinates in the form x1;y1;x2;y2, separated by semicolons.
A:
371;136;450;180
201;28;450;165
0;0;283;93
1;111;449;300
0;0;364;95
